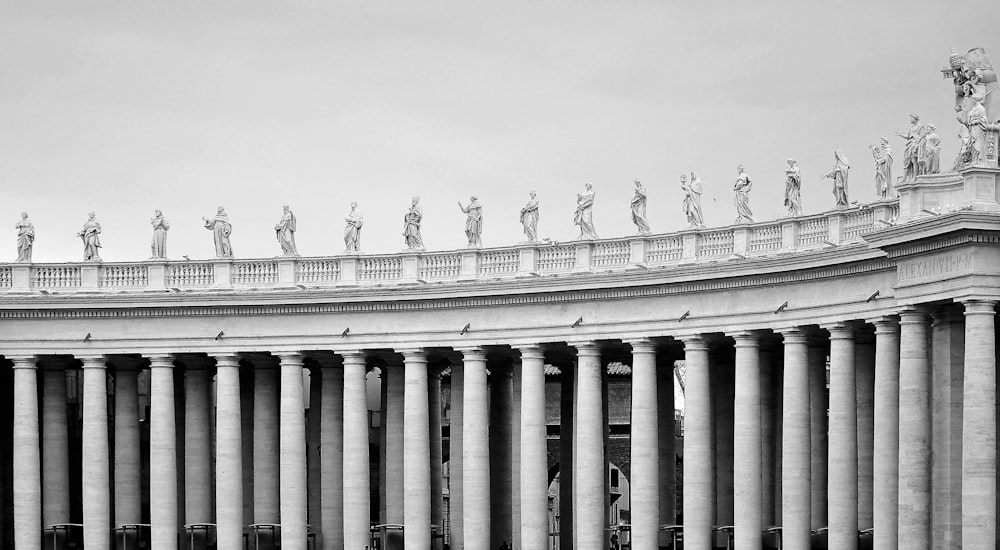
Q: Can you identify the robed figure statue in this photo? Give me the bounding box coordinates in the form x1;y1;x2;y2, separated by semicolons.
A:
574;182;599;240
344;202;363;253
203;206;233;258
784;159;802;217
78;212;102;261
458;196;483;248
275;205;298;256
15;212;34;262
682;173;704;228
520;191;539;242
733;166;754;224
150;210;169;259
824;149;851;208
630;180;650;234
403;197;425;250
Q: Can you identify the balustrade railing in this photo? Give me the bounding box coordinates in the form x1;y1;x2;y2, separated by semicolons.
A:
3;199;904;292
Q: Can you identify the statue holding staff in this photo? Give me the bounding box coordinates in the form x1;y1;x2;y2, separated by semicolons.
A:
824;149;851;208
275;205;298;256
78;212;102;261
682;173;704;228
203;206;233;258
150;210;169;259
344;202;363;253
15;212;34;262
520;191;539;242
630;179;650;234
574;182;599;239
896;114;927;181
457;196;483;248
869;137;894;198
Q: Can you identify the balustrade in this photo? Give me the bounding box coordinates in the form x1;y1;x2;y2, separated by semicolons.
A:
419;253;463;280
359;257;403;282
296;259;340;284
232;261;278;286
537;245;577;273
166;263;214;287
592;241;630;268
99;265;149;288
478;249;519;277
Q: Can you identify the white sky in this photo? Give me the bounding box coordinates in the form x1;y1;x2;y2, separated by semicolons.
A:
2;1;997;262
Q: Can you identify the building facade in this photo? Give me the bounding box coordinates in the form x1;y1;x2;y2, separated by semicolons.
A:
2;167;1000;550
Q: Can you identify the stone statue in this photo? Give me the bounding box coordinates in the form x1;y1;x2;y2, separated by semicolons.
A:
682;173;704;228
457;196;483;248
630;180;650;234
402;196;424;250
274;205;298;256
923;124;941;174
77;212;102;261
783;158;802;217
203;207;233;259
897;114;927;181
344;202;363;253
946;48;999;123
15;212;34;263
953;104;975;170
150;210;169;259
967;93;990;166
733;165;754;224
520;191;539;242
824;149;851;208
869;137;894;198
574;182;598;239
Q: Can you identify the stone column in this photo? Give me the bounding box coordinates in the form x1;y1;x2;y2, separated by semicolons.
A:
449;361;464;550
384;359;405;527
573;342;604;550
962;300;997;548
12;357;41;550
80;355;111;550
759;344;776;529
732;332;762;550
40;359;70;527
461;347;490;548
628;339;659;549
873;317;900;550
342;352;370;550
489;361;513;548
402;349;431;550
855;333;875;532
931;310;965;550
827;324;858;550
808;340;828;529
307;365;322;545
112;357;143;527
428;365;444;549
252;358;280;524
682;336;713;550
149;355;178;550
657;351;676;534
279;354;308;550
518;345;548;550
183;357;214;524
780;329;811;549
318;355;344;550
214;354;244;550
898;309;931;550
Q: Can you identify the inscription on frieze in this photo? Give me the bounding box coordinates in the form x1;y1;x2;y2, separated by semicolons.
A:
897;250;974;283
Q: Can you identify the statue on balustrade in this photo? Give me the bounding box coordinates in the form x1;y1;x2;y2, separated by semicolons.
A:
203;207;233;259
403;196;424;250
896;114;927;181
630;179;650;234
574;182;599;239
682;173;704;228
458;196;483;248
733;165;754;224
784;158;802;217
923;124;941;174
967;93;990;166
15;212;34;263
520;191;539;242
150;210;169;259
78;212;102;262
275;205;298;256
344;202;363;253
824;149;851;208
869;137;894;198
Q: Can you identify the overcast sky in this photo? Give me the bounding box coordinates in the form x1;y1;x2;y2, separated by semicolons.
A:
2;1;997;262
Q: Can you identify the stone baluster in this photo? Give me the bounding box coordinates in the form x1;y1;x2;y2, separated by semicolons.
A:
149;355;178;550
80;355;111;550
12;357;41;550
962;300;997;548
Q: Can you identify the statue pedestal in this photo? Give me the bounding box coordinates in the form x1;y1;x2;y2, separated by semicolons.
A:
896;167;1000;219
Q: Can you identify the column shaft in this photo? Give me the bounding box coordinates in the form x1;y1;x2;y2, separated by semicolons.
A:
828;325;858;550
149;356;178;550
113;364;142;526
809;343;828;529
855;336;876;532
658;354;676;533
215;355;244;550
184;363;214;523
781;330;811;549
733;333;762;550
253;364;280;523
898;311;931;550
519;346;548;550
403;350;431;550
12;358;41;550
385;362;405;525
462;348;490;548
40;364;70;526
962;301;997;548
574;343;604;550
683;337;713;550
342;352;371;549
873;319;900;550
489;364;513;548
320;358;344;550
428;368;444;548
630;340;659;549
280;354;308;550
81;357;111;550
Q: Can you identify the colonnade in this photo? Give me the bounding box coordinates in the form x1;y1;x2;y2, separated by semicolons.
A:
6;300;999;550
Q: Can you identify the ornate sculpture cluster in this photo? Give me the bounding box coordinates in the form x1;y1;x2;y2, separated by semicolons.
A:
16;48;996;262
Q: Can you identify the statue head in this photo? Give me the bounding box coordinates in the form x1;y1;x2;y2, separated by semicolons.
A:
634;179;641;187
154;209;162;216
351;201;357;208
834;149;849;166
585;182;593;190
529;191;536;198
88;212;96;220
928;123;937;131
909;114;920;124
737;164;744;173
972;92;985;104
217;206;225;213
21;212;28;219
950;49;966;72
282;205;290;212
787;157;796;167
470;195;478;202
412;196;420;205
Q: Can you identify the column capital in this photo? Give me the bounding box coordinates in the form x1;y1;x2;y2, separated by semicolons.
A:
626;338;656;355
513;344;545;361
730;330;764;346
823;322;859;338
276;352;305;366
146;355;175;369
870;316;900;333
680;334;710;351
778;327;811;344
455;346;486;361
338;350;367;366
78;355;108;368
399;348;427;362
963;299;998;316
8;355;37;369
568;341;601;357
897;305;930;324
211;354;240;368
